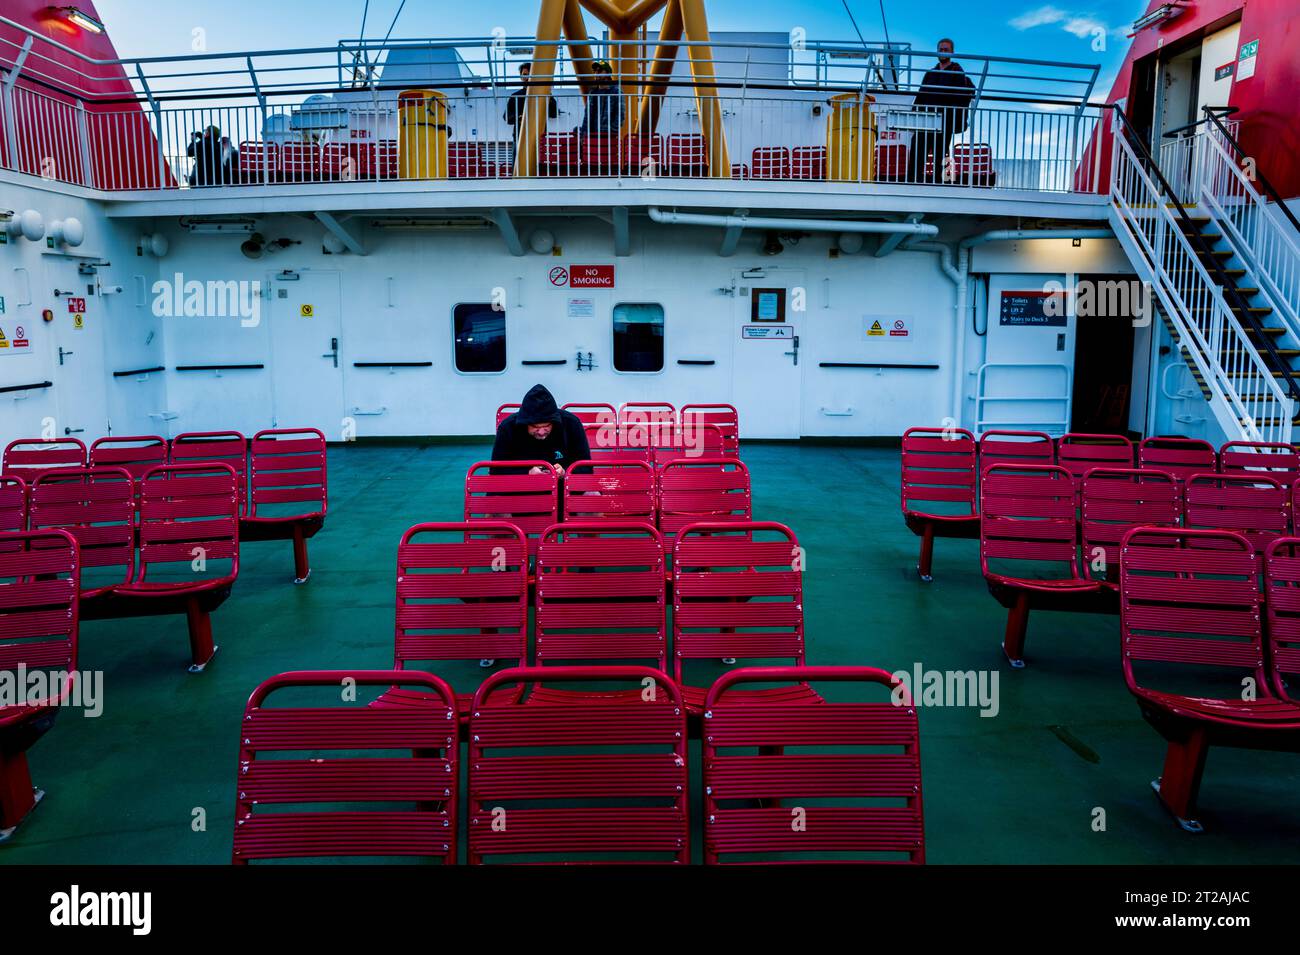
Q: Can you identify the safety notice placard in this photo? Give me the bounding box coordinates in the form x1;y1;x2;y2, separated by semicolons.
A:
742;324;795;340
0;324;32;355
566;297;595;318
865;315;911;340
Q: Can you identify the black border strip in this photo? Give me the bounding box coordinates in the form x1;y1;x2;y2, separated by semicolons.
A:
521;359;568;366
352;361;433;368
819;362;940;369
174;364;265;371
113;366;166;377
0;380;52;394
677;359;717;366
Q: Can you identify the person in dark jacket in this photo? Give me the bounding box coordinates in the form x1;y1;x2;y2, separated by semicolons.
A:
187;125;231;187
579;59;623;136
907;38;976;183
491;383;592;476
503;63;559;163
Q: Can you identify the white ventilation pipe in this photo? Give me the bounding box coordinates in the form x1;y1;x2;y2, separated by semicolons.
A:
646;207;939;236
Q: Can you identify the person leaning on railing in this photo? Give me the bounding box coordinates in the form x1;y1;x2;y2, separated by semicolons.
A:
187;125;234;186
504;62;559;163
579;60;623;136
907;38;975;184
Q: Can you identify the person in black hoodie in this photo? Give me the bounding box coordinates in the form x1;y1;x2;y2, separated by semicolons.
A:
491;383;592;475
907;38;976;183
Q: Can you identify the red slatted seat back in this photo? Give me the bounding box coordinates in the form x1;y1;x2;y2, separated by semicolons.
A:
977;430;1054;472
1120;527;1267;698
950;143;994;184
1183;473;1288;559
323;141;375;180
0;477;27;535
136;463;240;584
539;132;581;174
581;133;621;171
534;523;666;670
1079;468;1181;583
560;402;617;426
376;140;398;179
901;426;977;520
673;522;804;673
1264;538;1300;702
30;467;136;592
791;145;827;180
665;133;707;175
464;461;558;558
0;529;79;720
2;439;87;482
658;424;731;467
751;146;791;179
169;432;249;514
495;403;521;428
563;460;656;524
88;436;167;504
232;670;457;864
1219;441;1300;480
980;464;1081;579
467;666;688;864
280;141;322;180
681;404;740;455
657;458;752;541
1056;433;1134;481
875;139;908;180
583;423;648;463
1139;437;1217;485
617;402;677;449
237;141;278;179
248;428;327;521
702;666;924;865
447;140;487;178
731;162;750;179
395;522;528;667
620;134;662;175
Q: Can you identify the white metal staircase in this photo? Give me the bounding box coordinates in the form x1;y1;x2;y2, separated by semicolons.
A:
1108;112;1300;444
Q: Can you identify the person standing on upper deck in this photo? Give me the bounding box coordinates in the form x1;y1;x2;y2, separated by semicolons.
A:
503;62;559;166
579;60;623;136
907;38;976;184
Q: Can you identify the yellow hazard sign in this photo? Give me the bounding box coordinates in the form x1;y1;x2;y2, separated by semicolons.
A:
867;319;885;337
300;304;314;318
73;313;84;329
0;327;8;348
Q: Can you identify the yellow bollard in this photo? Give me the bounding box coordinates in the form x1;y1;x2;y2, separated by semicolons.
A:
827;92;876;182
398;89;449;179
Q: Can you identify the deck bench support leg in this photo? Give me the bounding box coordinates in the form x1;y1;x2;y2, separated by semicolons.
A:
292;524;310;585
0;749;40;840
1152;729;1208;832
917;524;935;582
1002;592;1029;669
186;598;218;673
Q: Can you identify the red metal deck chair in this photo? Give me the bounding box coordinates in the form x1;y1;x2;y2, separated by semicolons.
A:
583;423;649;463
618;402;677;451
673;522;820;716
1264;538;1300;703
242;429;327;583
467;665;689;864
681;404;740;456
0;529;79;841
88;435;168;481
379;521;528;720
1183;472;1288;564
664;133;707;176
231;669;458;864
29;468;136;601
495;403;521;428
464;461;559;563
93;463;240;672
1220;441;1300;513
977;430;1054;472
169;431;249;514
1120;526;1300;831
560;402;617;427
528;523;667;704
702;666;925;864
563;460;656;524
0;477;27;534
2;439;86;482
901;426;978;582
1139;436;1217;486
980;464;1105;667
657;459;752;554
651;424;731;469
1079;468;1181;588
1056;433;1134;482
751;146;791;179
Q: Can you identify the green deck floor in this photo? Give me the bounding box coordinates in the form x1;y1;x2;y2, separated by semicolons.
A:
6;441;1300;864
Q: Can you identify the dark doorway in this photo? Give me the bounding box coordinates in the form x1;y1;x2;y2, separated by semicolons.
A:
1071;274;1138;433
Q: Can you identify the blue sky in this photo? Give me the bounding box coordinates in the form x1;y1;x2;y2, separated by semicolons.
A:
95;0;1145;96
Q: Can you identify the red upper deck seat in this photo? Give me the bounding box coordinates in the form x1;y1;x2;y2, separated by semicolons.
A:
901;426;978;582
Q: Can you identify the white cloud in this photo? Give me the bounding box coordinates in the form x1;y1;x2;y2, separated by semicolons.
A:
1010;6;1067;30
1062;15;1108;38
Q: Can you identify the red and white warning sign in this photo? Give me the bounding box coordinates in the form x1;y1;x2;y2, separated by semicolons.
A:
66;297;87;313
889;318;910;338
568;264;615;289
549;266;569;287
13;324;29;348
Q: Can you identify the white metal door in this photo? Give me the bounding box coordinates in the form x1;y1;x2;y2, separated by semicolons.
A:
730;268;803;438
269;271;344;434
46;258;108;439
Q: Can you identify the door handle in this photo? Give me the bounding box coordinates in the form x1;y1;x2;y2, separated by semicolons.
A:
64;427;85;435
322;336;339;368
59;347;74;365
783;335;800;366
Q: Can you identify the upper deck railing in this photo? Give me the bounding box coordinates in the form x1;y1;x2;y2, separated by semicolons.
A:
0;18;1105;198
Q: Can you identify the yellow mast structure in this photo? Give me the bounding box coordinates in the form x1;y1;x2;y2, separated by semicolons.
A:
514;0;731;178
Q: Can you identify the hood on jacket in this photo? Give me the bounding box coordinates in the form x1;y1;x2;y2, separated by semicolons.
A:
516;383;561;425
